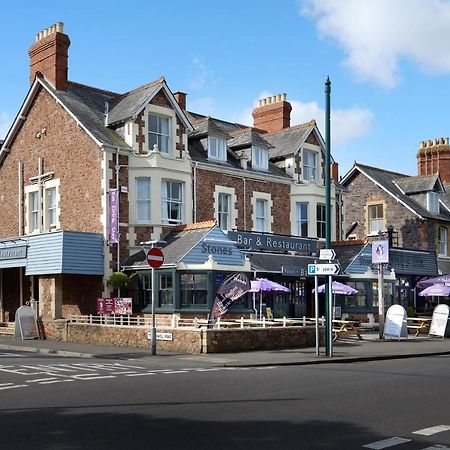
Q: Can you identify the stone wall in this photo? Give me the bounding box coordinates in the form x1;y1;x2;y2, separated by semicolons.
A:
41;320;321;354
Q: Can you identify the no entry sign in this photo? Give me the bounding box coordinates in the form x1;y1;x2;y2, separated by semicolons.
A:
146;247;164;268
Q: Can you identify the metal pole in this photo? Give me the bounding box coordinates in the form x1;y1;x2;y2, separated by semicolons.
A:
328;274;333;357
151;263;157;355
378;263;385;339
324;76;332;356
314;275;319;356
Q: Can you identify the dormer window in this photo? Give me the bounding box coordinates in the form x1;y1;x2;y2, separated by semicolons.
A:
208;137;227;161
303;149;317;181
252;146;268;171
148;114;170;153
427;191;439;213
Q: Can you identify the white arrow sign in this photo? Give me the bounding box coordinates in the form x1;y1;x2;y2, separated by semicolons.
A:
319;249;336;260
307;263;340;276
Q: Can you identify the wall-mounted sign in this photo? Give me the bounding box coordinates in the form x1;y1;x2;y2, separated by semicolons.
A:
0;245;27;260
282;266;306;277
228;231;317;253
97;298;132;315
148;332;173;341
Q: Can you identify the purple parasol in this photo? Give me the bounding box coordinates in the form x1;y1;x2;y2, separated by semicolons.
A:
418;283;450;297
313;281;358;295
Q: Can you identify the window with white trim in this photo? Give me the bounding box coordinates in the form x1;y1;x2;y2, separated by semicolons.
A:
162;180;183;224
148;114;170;153
252;146;268;170
439;226;448;256
255;199;268;232
218;193;231;231
296;202;308;237
317;203;326;238
136;177;151;223
29;191;39;232
303;149;317;181
368;204;384;234
208;137;227;161
46;187;57;229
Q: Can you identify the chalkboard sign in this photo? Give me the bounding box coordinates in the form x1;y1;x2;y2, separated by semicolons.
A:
429;304;450;338
383;305;407;339
14;306;39;340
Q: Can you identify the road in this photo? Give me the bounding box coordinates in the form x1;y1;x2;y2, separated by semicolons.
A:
0;350;449;449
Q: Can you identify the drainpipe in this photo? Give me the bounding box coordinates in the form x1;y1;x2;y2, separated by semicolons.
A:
18;162;23;236
193;162;198;222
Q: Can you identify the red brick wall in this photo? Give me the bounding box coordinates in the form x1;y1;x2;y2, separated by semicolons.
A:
0;87;104;237
195;168;291;234
61;274;104;316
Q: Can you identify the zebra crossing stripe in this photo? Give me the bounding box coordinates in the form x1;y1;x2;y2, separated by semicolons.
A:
362;437;411;449
413;425;450;436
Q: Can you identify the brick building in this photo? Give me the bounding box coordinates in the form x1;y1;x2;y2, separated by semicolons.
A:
335;157;450;321
0;22;342;329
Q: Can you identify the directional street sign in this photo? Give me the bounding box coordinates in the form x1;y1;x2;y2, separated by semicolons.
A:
319;249;336;260
307;263;340;276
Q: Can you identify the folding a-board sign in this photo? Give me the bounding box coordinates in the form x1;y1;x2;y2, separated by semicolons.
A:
14;305;39;340
429;304;450;338
383;305;407;340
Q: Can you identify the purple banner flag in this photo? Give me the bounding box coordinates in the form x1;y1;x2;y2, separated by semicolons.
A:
209;273;250;325
109;188;119;244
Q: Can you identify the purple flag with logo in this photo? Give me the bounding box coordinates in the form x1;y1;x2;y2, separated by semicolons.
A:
109;188;119;244
209;273;250;325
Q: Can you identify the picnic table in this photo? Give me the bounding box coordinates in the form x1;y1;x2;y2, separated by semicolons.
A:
406;316;432;336
332;319;364;341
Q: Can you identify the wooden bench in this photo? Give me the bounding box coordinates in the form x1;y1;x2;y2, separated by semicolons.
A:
406;317;431;337
332;320;364;341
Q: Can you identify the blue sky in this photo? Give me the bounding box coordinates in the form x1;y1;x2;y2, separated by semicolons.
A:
2;0;450;177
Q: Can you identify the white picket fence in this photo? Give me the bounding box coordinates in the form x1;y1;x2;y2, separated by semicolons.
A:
68;314;326;329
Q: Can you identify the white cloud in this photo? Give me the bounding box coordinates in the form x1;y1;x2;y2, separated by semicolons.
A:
187;56;217;91
0;112;12;140
233;91;373;147
188;97;215;116
300;0;450;87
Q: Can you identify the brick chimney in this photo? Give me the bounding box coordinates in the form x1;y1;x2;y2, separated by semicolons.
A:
331;162;339;182
252;93;292;133
29;22;70;91
417;137;450;182
173;92;186;110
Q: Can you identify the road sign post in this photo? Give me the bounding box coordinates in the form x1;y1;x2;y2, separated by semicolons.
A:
145;245;164;355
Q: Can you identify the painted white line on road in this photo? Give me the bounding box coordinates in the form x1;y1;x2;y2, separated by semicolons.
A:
39;379;75;385
362;437;411;449
111;371;140;375
0;353;24;357
26;378;58;383
73;375;116;380
421;445;450;449
413;425;450;436
255;366;276;370
164;371;188;374
0;384;27;390
194;368;221;372
126;372;156;377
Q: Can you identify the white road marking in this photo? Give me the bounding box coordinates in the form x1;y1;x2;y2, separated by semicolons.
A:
194;368;221;372
72;374;116;380
164;370;188;374
38;379;74;385
27;378;58;383
421;446;450;449
362;437;411;449
0;384;27;390
125;372;156;377
413;425;450;436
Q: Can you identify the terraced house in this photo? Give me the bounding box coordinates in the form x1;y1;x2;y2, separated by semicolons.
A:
0;22;342;334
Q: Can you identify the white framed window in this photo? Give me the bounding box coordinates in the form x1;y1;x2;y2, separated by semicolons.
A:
368;204;384;234
255;199;268;232
136;177;151;223
296;202;308;237
218;193;231;231
252;146;268;171
162;180;183;224
148;113;170;153
208;137;227;161
46;187;57;229
427;191;439;213
303;149;317;181
317;203;326;239
439;226;448;256
29;191;39;232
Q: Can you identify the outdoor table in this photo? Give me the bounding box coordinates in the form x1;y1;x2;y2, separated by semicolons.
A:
332;319;364;341
406;317;432;336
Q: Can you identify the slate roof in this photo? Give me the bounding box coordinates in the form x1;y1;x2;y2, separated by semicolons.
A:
264;121;319;159
332;243;366;273
228;129;273;150
107;78;165;125
245;251;317;273
395;174;442;194
121;222;215;268
343;163;450;221
49;80;130;149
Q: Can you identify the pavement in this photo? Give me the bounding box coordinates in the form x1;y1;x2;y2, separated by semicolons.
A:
0;331;449;368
